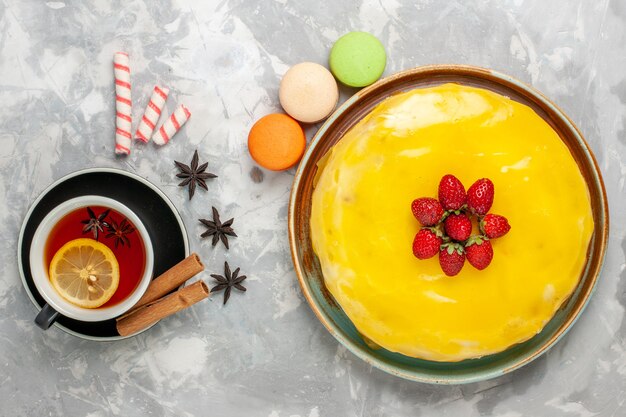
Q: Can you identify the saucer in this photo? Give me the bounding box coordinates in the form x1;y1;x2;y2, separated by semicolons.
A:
18;168;189;340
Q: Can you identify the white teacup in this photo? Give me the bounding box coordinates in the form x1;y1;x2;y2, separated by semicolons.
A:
30;196;154;328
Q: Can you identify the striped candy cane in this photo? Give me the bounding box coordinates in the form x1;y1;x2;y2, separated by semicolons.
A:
153;104;191;146
135;85;169;142
114;52;132;155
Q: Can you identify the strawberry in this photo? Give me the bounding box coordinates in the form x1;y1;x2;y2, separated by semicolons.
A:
465;236;493;270
439;243;465;276
481;214;511;238
411;197;445;226
467;178;494;215
438;174;467;210
412;228;442;259
444;213;472;242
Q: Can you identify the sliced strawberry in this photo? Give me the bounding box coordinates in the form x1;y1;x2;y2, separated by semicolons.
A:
465;236;493;270
411;197;445;226
412;228;442;260
467;178;494;215
444;213;472;242
438;174;467;210
481;214;511;239
439;243;465;276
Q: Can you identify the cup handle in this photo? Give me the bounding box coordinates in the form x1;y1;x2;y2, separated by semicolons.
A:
34;303;59;330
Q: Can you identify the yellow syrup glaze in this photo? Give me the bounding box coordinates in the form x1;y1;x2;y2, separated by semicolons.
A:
310;83;594;362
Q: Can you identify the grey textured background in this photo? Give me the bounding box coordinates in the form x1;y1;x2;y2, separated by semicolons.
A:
1;0;625;416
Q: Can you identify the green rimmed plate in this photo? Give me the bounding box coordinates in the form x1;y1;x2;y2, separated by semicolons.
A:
288;65;608;384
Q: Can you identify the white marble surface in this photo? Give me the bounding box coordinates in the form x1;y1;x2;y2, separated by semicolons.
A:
1;0;625;415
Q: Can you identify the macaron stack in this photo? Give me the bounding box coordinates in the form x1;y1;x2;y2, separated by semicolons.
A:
248;31;387;171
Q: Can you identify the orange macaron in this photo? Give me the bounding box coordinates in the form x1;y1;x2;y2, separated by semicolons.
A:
248;113;306;171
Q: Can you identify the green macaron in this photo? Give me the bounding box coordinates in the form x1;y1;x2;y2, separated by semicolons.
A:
329;31;387;88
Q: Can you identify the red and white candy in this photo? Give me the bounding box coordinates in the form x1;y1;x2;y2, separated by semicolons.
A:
135;85;169;143
114;52;132;155
153;104;191;146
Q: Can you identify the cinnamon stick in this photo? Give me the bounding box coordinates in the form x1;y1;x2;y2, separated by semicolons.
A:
133;252;204;309
116;280;209;337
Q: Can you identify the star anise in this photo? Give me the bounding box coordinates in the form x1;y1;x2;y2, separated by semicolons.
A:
105;218;135;248
175;149;217;200
81;207;110;240
210;261;247;305
199;206;237;249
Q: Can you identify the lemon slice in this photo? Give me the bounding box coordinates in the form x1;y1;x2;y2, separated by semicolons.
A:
49;238;120;308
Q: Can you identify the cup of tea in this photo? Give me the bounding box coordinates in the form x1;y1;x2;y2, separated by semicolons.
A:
30;195;154;329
